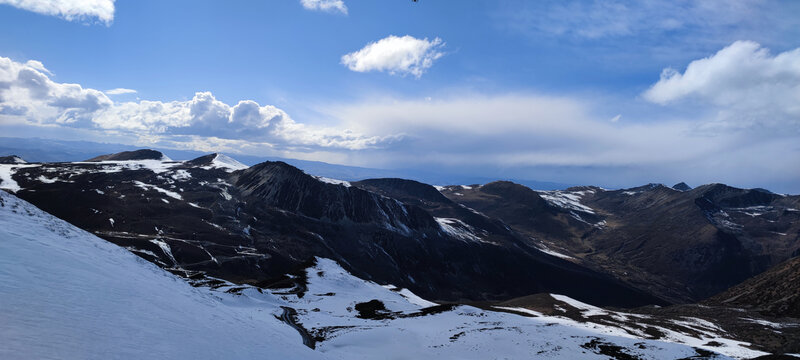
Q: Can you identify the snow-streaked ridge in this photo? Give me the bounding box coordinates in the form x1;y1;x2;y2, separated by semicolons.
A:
539;189;596;214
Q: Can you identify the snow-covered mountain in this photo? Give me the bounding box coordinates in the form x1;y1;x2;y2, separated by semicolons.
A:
0;150;661;308
0;191;771;359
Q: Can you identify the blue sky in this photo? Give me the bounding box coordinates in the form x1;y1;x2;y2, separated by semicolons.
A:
1;0;799;192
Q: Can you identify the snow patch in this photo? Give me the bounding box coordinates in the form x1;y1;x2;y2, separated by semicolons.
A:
0;164;40;192
313;175;352;187
435;217;485;243
201;154;248;172
133;181;183;200
539;190;596;214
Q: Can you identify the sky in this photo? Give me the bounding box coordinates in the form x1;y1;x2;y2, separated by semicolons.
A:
0;0;799;192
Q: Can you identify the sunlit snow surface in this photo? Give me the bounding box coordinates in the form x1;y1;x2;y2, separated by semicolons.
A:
201;154;249;172
0;191;321;360
0;191;763;359
312;175;352;187
539;189;596;214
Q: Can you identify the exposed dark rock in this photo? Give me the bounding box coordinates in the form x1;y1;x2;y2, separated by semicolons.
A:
439;181;800;303
85;149;167;161
672;182;692;191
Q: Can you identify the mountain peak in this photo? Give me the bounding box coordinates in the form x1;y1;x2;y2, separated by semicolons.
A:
0;155;26;164
185;153;248;172
672;182;692;191
85;149;170;162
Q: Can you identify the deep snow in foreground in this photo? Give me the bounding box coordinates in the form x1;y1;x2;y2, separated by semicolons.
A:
0;191;760;359
0;191;320;360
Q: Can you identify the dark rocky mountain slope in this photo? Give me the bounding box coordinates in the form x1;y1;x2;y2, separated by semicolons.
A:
0;151;659;307
3;149;798;310
706;256;800;318
438;182;800;303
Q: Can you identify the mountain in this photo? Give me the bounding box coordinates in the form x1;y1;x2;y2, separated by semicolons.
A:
0;136;573;190
706;256;800;318
2;149;799;308
673;182;692;191
0;151;659;307
85;149;171;161
2;190;778;359
0;155;26;164
438;182;800;303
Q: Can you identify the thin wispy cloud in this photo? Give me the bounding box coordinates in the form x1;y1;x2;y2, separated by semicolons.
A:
341;35;445;78
0;0;115;25
300;0;347;15
105;88;137;95
499;0;763;40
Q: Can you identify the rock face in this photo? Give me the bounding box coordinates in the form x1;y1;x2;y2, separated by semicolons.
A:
706;256;800;318
85;149;168;161
1;153;661;307
438;183;800;303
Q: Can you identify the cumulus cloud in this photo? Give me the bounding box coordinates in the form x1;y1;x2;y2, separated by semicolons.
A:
0;56;391;151
341;35;445;78
0;0;115;24
105;88;136;95
644;41;800;130
0;56;112;126
300;0;347;15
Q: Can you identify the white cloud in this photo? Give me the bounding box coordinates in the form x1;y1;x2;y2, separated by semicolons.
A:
321;92;799;191
0;0;115;24
0;56;112;125
0;56;391;151
341;35;445;78
105;88;136;95
644;41;800;129
300;0;347;15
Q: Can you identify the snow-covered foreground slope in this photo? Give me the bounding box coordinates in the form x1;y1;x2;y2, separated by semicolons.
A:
0;191;761;359
285;260;767;359
0;190;321;360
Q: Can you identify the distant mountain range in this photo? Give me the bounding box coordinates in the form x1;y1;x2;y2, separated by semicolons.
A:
2;148;799;357
0;136;572;190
